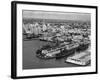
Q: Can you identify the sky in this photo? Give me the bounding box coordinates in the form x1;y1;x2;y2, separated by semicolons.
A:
23;10;91;21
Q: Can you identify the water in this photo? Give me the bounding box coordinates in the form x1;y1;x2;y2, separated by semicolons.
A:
23;39;89;69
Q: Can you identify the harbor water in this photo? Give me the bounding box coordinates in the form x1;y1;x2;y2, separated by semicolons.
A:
23;39;90;69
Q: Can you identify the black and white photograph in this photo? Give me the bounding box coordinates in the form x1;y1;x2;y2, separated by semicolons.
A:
11;1;97;79
23;10;91;69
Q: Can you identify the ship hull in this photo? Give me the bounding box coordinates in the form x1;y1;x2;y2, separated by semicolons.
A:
36;48;76;59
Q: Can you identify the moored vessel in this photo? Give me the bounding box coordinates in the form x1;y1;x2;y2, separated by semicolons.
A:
36;42;79;59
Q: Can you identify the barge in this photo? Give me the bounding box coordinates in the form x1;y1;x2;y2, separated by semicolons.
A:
65;51;91;66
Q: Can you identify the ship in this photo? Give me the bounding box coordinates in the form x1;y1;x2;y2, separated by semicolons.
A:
36;43;61;59
36;42;79;59
56;42;79;58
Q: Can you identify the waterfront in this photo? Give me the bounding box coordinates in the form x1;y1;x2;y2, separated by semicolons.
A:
23;39;90;69
22;11;91;69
